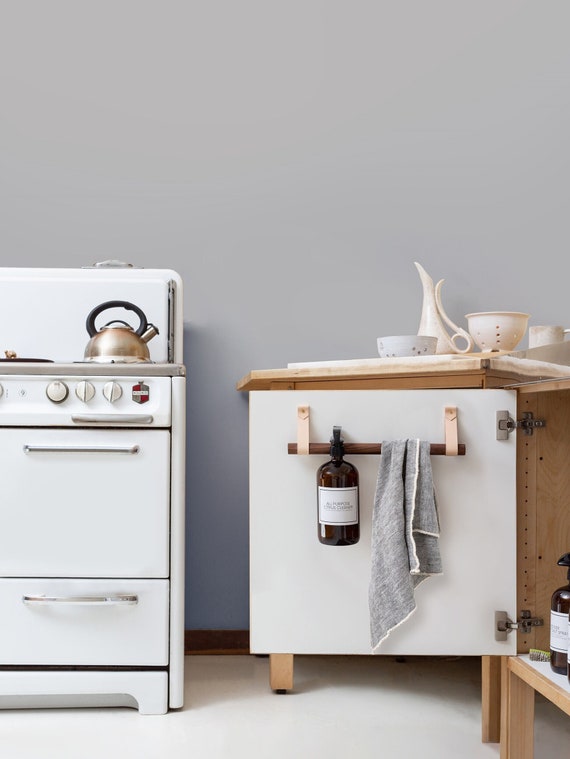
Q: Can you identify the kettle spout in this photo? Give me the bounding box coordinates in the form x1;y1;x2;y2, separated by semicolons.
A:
141;324;159;344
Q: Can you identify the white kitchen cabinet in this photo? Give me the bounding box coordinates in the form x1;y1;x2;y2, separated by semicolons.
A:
239;357;570;744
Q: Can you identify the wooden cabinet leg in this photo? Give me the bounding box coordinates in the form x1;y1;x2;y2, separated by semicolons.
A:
501;658;534;759
269;654;294;693
482;655;502;743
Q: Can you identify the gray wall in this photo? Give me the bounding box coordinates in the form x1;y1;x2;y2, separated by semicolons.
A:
1;1;569;629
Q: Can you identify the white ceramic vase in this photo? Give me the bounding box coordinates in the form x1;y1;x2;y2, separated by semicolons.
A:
415;262;474;354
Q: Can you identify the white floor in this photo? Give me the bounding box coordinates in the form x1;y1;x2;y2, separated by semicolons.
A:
1;655;570;758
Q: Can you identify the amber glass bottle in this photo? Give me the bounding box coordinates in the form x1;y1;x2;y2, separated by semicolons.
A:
550;553;570;675
317;426;359;546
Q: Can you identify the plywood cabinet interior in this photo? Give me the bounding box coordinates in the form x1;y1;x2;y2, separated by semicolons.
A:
515;388;570;655
499;386;570;756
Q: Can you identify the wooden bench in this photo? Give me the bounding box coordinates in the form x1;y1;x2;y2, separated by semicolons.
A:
501;655;570;758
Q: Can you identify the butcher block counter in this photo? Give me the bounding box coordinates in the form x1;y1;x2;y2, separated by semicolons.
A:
236;353;570;392
238;353;570;749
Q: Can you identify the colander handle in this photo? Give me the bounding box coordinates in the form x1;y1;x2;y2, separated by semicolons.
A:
86;300;148;337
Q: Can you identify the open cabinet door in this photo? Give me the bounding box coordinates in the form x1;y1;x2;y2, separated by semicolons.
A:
250;388;517;657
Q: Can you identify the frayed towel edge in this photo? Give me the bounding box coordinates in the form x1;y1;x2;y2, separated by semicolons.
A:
372;604;418;654
410;570;444;577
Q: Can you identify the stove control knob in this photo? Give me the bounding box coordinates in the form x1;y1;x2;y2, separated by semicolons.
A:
103;381;123;403
75;380;96;403
46;380;69;404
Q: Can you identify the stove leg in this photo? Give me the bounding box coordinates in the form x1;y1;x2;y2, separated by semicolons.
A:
270;654;294;693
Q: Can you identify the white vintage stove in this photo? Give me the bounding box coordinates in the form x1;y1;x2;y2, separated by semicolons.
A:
0;262;185;714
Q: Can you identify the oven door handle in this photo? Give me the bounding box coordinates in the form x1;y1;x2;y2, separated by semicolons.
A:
23;444;140;455
22;594;139;606
71;414;154;425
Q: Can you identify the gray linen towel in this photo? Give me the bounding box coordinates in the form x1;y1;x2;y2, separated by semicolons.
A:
369;439;442;652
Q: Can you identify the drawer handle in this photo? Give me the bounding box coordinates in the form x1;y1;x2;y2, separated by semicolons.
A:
22;594;139;606
23;445;140;455
71;415;154;425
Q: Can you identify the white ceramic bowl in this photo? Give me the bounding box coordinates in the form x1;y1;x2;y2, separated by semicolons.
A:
465;311;530;352
377;335;438;358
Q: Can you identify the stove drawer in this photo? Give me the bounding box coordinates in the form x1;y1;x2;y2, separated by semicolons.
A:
0;579;169;666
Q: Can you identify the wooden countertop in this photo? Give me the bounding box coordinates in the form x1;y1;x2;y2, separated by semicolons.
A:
236;354;570;392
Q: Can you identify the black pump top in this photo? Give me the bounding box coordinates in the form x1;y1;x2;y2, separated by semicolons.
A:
557;553;570;580
330;426;345;459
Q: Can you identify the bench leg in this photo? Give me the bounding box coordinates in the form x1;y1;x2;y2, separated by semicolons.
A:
500;657;534;759
482;655;502;742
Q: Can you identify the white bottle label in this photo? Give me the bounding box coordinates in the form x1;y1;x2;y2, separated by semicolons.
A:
550;610;568;654
318;486;358;525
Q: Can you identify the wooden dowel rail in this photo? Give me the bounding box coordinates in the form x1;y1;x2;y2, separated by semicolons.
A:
287;442;466;455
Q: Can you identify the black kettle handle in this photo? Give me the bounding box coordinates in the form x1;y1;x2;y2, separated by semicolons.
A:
86;300;148;337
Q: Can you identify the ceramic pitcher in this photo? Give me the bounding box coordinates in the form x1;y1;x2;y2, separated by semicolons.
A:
415;262;474;354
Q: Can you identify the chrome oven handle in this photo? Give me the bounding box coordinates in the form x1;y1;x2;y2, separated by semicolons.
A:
22;594;139;606
23;444;140;455
71;414;154;424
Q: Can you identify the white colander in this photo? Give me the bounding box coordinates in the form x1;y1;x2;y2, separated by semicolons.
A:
465;311;530;352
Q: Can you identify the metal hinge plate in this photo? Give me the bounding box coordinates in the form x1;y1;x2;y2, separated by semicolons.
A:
495;610;544;641
496;411;546;440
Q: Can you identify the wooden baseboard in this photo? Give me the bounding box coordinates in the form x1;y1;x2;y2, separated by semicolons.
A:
185;630;250;655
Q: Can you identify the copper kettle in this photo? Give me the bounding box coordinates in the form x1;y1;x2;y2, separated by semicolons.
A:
84;300;159;363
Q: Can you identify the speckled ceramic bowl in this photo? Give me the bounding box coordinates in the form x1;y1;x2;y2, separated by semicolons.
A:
377;335;438;358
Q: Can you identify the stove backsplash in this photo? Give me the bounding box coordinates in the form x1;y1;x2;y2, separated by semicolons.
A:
0;266;183;364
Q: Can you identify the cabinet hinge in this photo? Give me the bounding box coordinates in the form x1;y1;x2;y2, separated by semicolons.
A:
496;411;546;439
495;610;544;641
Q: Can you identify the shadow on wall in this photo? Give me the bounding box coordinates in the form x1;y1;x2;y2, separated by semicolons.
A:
182;323;251;630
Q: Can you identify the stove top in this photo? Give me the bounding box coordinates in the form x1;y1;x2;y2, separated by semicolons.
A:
0;362;186;377
0;358;54;363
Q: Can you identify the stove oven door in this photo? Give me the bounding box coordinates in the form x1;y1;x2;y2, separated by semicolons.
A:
0;428;170;578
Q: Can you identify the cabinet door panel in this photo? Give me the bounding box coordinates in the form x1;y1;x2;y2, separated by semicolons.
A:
250;389;517;656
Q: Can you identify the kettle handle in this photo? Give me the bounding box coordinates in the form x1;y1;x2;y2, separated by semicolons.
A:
86;300;148;338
